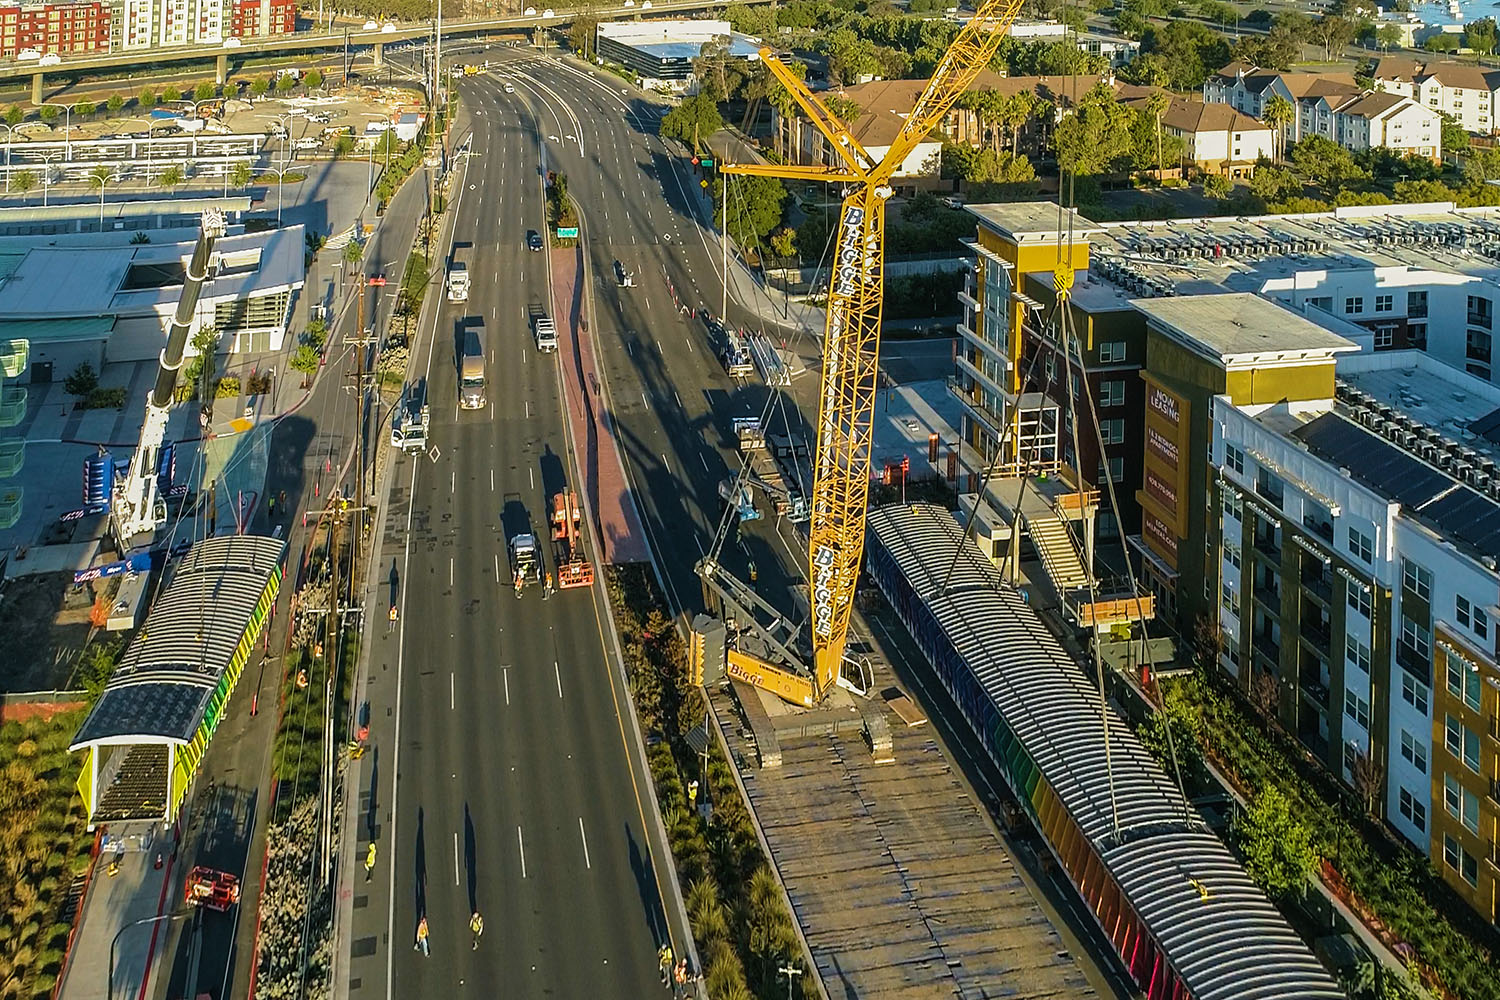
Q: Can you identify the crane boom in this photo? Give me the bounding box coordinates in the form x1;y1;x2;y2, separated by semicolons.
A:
720;0;1029;703
110;209;226;551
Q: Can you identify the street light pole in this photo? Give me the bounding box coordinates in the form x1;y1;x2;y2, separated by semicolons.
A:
109;912;191;1000
778;963;803;1000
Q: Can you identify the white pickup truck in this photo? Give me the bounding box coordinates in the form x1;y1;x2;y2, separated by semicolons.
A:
447;261;470;302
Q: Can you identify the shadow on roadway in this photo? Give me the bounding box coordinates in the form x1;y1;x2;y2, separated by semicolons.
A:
464;803;479;916
627;823;669;950
414;806;429;929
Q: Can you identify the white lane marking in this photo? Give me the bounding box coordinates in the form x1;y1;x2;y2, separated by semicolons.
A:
674;390;681;408
523;347;528;365
504;667;510;705
494;553;500;584
661;453;670;473
450;672;455;711
517;826;527;878
453;832;460;885
451;471;456;493
529;467;535;490
578;818;591;870
449;557;454;588
554;660;563;699
656;338;662;353
490;468;495;491
525;400;531;418
699;453;708;471
641;391;648;409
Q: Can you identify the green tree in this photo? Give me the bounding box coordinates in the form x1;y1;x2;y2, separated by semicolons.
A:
1466;16;1498;54
157;164;185;190
1463;145;1500;184
64;362;99;396
77;640;121;705
1112;10;1149;39
251;77;270;100
342;238;364;266
568;13;600;59
106;93;125;116
194;81;216;102
1394;178;1457;202
11;169;36;195
138;87;158;108
1234;786;1320;899
304;68;324;90
1202;173;1231;199
1438;111;1470;154
1290;134;1369;191
73;99;96;118
3;105;21;127
714;174;787;249
163;84;182;103
290;344;320;376
302;316;330;351
768;226;798;260
230;160;253;188
39;105;59;122
1375;24;1403;51
824;94;862;126
1140;21;1232;89
1053;84;1136;178
1424;32;1461;53
333;134;355;158
1119;51;1171;88
1262;94;1294;163
1311;14;1359;59
1248;164;1302;205
659;93;724;151
275;74;296;95
222;80;241;101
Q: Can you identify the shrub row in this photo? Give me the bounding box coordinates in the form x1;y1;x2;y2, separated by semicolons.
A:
607;566;815;1000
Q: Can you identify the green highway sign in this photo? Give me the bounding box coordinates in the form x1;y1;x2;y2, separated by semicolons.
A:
556;226;579;238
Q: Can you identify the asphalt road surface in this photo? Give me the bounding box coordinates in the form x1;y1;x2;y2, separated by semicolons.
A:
346;69;680;1000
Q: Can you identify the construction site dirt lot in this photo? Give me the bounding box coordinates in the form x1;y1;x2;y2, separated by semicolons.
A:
711;654;1106;1000
0;570;100;693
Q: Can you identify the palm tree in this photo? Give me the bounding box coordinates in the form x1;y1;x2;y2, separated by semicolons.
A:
1144;90;1169;183
1001;91;1036;155
1263;94;1294;163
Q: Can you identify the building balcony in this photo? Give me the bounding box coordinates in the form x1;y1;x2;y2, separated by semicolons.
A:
1490;779;1500;808
1253;532;1282;559
958;286;980;311
954;351;1010;400
1252;632;1281;665
1254;583;1282;612
1299;676;1330;709
1300;619;1333;655
0;339;26;380
1301;570;1333;605
1468;311;1492;330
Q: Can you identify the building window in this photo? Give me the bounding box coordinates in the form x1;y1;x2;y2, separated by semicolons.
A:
1347;526;1373;564
1344;689;1371;729
1222;582;1239;616
1402;614;1431;659
1346;635;1371;675
1098;340;1127;363
1445;714;1481;772
1399;787;1426;830
1446;656;1482;713
1224;444;1245;475
1100;418;1126;445
1225;543;1241;569
1097;456;1123;484
1375;293;1393;312
1348;582;1372;618
1409;289;1428;318
1402;558;1432;601
1456;595;1490;640
1441;834;1478;887
1400;729;1428;773
1409;322;1428;350
1402;669;1429;714
1099;380;1125;407
1345;296;1364;315
1224;490;1243;522
1374;326;1396;349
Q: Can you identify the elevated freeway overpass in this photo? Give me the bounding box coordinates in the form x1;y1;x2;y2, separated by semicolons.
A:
5;0;767;103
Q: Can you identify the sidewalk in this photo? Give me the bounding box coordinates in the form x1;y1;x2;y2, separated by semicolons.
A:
58;832;178;1000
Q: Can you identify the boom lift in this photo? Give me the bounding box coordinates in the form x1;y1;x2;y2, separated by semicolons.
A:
184;866;241;911
109;209;227;553
551;490;595;589
694;0;1028;706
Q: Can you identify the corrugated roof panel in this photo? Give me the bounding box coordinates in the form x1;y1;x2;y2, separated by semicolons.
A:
72;534;285;749
864;503;1344;1000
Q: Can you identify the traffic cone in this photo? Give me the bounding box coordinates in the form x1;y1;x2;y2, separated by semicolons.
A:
154;853;163;870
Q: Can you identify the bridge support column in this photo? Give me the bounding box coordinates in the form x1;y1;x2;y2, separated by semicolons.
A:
372;40;383;71
215;53;227;85
31;72;42;106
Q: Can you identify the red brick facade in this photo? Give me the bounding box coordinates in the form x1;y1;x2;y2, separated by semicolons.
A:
0;1;108;57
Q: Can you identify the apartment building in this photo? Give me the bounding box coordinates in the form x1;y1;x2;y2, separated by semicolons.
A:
1005;18;1140;69
774;72;1106;177
1371;57;1500;135
1119;95;1273;176
1204;62;1359;141
107;0;291;51
1211;349;1500;920
0;0;109;56
1307;91;1443;161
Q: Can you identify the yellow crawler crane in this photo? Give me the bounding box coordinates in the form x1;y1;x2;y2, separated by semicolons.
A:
695;0;1029;706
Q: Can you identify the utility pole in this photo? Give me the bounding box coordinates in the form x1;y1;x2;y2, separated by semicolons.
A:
721;172;728;319
434;0;443;112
